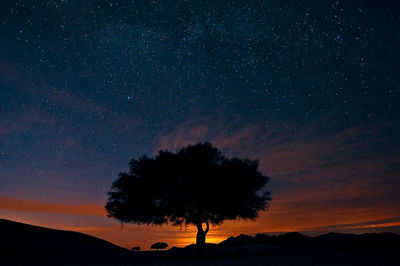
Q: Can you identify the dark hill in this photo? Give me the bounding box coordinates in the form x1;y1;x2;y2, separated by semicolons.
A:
1;219;399;265
0;219;127;254
219;231;400;252
219;232;314;247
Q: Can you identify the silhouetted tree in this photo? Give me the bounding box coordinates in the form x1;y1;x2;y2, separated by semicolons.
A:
150;242;168;250
106;142;271;247
131;246;140;251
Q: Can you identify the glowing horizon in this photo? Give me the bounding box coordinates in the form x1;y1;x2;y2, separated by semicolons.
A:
1;195;399;250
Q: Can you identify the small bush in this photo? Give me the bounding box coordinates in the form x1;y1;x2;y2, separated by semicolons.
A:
150;242;168;250
131;246;140;251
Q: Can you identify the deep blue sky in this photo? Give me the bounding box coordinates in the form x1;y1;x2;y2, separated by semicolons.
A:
0;0;399;247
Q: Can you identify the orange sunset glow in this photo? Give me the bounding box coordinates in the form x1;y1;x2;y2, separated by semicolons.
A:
1;184;399;250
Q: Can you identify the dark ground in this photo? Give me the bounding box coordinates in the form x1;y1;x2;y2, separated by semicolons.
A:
2;246;398;266
1;219;399;266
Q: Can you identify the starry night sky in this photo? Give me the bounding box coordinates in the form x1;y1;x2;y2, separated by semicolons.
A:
1;0;400;249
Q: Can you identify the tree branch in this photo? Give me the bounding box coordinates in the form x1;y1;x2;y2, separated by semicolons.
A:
196;222;204;232
204;220;209;234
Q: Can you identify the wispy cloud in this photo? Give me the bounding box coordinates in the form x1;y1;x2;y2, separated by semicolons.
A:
0;60;103;115
154;119;400;233
0;196;106;217
303;216;400;231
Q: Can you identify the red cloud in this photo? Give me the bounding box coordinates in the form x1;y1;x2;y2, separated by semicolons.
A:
0;196;106;217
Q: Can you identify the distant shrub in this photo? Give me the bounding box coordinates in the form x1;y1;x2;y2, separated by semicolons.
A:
150;242;168;250
131;246;141;251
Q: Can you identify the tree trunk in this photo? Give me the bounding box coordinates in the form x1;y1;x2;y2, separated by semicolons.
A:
196;230;206;246
195;221;209;247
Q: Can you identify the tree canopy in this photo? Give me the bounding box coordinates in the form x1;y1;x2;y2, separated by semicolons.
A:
105;142;271;246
